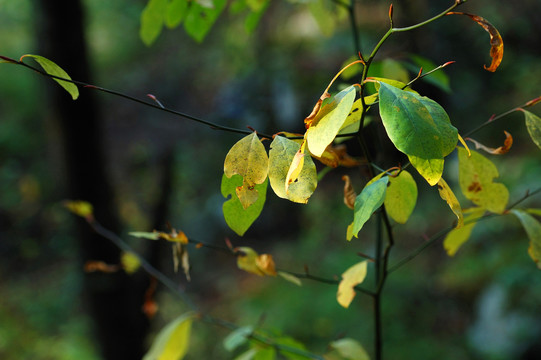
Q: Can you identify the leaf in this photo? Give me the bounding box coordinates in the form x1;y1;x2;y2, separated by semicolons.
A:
140;0;167;46
129;231;161;240
268;136;317;204
337;261;368;308
511;210;541;269
330;338;370;360
223;326;254;352
172;243;191;280
366;77;417;94
224;132;269;209
306;85;356;157
143;312;194;360
465;131;513;155
351;177;389;239
526;209;541;217
378;82;458;185
274;336;309;360
458;148;509;214
312;144;361;168
184;0;227;42
21;54;79;100
277;271;302;286
236;247;276;276
342;175;356;210
285;141;306;192
448;12;503;72
338;94;378;134
437;177;464;228
121;252;141;274
63;200;93;220
443;207;485;256
165;0;189;28
384;170;417;224
521;110;541;150
222;174;267;236
244;0;270;33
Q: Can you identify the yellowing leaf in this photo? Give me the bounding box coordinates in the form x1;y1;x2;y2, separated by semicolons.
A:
342;175;356;210
224;132;269;209
268;136;317;204
236;247;276;276
351;177;389;239
448;12;503;72
384;170;417;224
521;110;541;150
443;207;485;256
277;271;302;286
285;141;306;192
330;338;370;360
465;131;513;155
437;178;464;228
511;210;541;269
312;144;361;168
338;94;378;134
337;261;368;308
172;243;191;281
121;252;141;274
458;148;509;214
63;200;94;220
222;174;267;236
20;54;79;100
306;85;356;157
143;312;194;360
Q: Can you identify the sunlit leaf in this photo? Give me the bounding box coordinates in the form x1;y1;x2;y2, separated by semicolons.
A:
443;207;485;256
342;175;356;210
285;141;306;192
458;148;509;214
330;338;370;360
277;271;302;286
184;0;226;42
306;85;356;157
121;252;141;274
268;136;317;204
21;54;79;100
236;247;276;276
437;177;464;228
465;131;513;155
351;177;389;239
223;326;253;352
63;200;94;220
165;0;189;28
224;132;269;209
521;110;541;150
384;170;417;224
367;77;417;94
337;261;368;308
143;312;194;360
339;55;363;80
222;174;267;236
129;231;161;240
448;12;503;72
338;94;378;134
140;0;167;45
511;210;541;269
378;82;457;185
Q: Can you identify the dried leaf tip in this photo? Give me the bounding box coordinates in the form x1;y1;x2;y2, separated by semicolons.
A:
388;4;394;25
525;96;541;107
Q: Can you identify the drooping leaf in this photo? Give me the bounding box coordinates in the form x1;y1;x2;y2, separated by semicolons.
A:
458;148;509;214
236;247;276;276
21;54;79;100
511;210;541;269
342;175;356;210
312;144;361;168
222;174;267;236
184;0;227;42
268;136;317;204
337;261;368;308
121;252;141;274
384;170;417;224
224;132;269;209
277;271;302;286
378;82;458;185
165;0;189;28
521;110;541;150
447;12;503;72
223;326;254;352
63;200;93;220
437;177;464;228
443;207;485;256
465;131;513;155
143;312;194;360
329;338;370;360
140;0;167;46
350;176;389;239
306;85;356;157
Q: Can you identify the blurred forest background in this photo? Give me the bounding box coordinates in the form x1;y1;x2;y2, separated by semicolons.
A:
0;0;540;359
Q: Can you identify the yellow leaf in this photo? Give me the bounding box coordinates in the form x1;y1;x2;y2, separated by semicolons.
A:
63;200;94;220
121;252;141;274
255;254;277;276
437;178;464;228
384;170;417;224
143;312;194;360
337;261;367;308
443;207;485;256
236;247;276;276
277;271;302;286
224;132;269;208
285;141;306;192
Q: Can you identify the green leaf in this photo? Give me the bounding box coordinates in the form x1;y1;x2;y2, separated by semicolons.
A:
458;148;509;214
129;231;161;240
140;0;167;46
522;110;541;150
511;210;541;269
443;207;485;256
306;85;356;157
21;54;79;100
222;174;267;236
351;177;389;238
184;0;227;42
143;312;194;360
369;77;417;94
330;338;370;360
254;346;276;360
378;82;458;185
234;348;258;360
526;208;541;217
223;326;254;352
337;261;368;308
244;0;269;33
275;336;309;360
166;0;189;28
268;136;317;204
384;170;417;224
